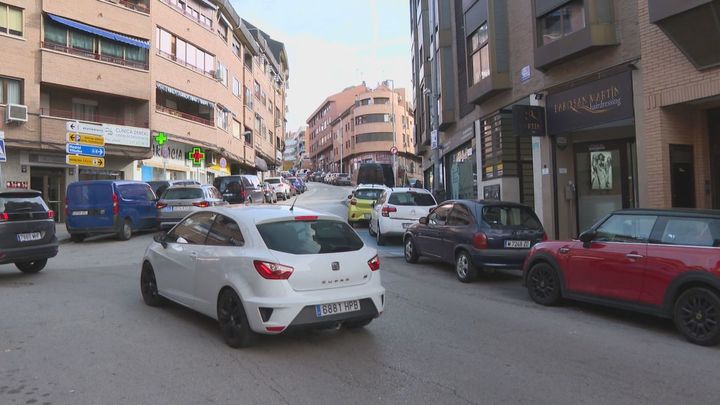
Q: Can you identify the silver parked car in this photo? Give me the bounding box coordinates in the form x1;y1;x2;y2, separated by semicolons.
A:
156;185;227;229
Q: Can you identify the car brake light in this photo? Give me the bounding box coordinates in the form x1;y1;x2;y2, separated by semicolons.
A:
350;198;357;206
368;255;380;271
473;232;488;249
294;216;318;221
112;193;119;215
192;201;210;208
542;233;549;241
253;260;294;280
0;212;8;222
156;202;168;209
381;206;396;217
241;190;248;199
47;210;55;219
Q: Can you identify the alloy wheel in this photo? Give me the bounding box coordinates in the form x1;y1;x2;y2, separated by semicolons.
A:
456;255;469;278
529;267;556;300
678;292;718;342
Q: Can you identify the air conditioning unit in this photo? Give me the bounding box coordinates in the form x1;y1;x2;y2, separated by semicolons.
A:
213;69;224;81
5;104;28;124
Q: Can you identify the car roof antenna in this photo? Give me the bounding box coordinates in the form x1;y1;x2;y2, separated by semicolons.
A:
289;196;298;212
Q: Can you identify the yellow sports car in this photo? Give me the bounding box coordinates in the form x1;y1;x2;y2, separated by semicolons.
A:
347;185;386;226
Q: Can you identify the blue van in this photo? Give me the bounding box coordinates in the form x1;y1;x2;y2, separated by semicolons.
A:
66;181;158;242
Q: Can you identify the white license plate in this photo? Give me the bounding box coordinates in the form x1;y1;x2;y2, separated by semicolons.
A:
173;206;193;211
73;211;88;216
402;223;413;229
17;232;42;242
504;240;531;248
315;300;361;317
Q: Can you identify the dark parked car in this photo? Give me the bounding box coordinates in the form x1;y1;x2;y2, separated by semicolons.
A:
356;163;394;188
146;180;200;198
524;208;720;346
0;189;58;273
213;175;264;204
156;185;227;229
404;200;546;282
66;181;158;242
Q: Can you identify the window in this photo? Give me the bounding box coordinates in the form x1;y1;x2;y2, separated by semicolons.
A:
118;184;154;201
169;212;216;245
595;214;657;243
468;23;489;85
218;19;228;41
232;119;242;139
216;61;228;86
374;97;389;104
254;81;261;98
428;204;453;226
0;76;22;104
72;98;97;122
0;3;23;37
356;132;393;143
256;219;364;255
206;215;244;247
216;107;229;131
162;187;203;199
231;39;241;57
660;218;720;247
232;77;241;97
355;114;391;125
538;0;586;46
156;27;214;75
482;206;542;230
448;204;473;226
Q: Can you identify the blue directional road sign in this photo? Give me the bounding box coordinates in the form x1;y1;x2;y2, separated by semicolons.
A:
66;143;105;158
0;139;6;162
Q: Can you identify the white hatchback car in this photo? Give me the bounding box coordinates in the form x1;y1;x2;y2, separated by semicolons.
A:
369;188;438;245
141;206;385;348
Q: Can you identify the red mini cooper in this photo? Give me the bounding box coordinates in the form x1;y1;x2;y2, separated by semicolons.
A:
523;209;720;346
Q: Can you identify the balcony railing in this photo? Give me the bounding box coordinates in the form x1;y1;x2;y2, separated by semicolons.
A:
42;42;149;70
101;0;150;14
40;108;144;127
156;104;214;126
160;0;213;30
157;50;214;78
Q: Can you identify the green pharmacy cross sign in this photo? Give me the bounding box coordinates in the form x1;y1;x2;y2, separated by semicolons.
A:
154;132;168;145
188;147;205;167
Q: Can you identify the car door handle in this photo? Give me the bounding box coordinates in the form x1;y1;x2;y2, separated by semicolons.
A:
189;252;198;260
626;253;644;259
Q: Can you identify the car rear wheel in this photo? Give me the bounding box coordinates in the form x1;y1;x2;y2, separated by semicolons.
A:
368;221;377;237
345;318;373;329
140;262;165;307
376;222;386;246
404;236;419;263
117;218;132;241
673;287;720;346
217;288;255;348
526;262;562;306
455;251;477;283
15;259;48;273
70;233;85;243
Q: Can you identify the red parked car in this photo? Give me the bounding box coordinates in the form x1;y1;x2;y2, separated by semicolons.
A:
523;209;720;346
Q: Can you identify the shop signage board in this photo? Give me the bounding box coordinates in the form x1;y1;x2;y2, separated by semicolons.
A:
220;157;227;169
430;130;438;149
103;124;150;148
546;71;634;135
66;143;105;157
187;147;205;167
66;155;105;168
512;105;546;137
67;132;105;146
154;132;168;145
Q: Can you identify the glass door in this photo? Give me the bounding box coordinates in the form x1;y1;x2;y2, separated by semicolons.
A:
30;167;66;223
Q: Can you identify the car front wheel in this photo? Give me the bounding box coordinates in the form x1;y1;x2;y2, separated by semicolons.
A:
404;236;419;263
15;259;48;273
140;262;165;307
217;288;255;348
455;251;477;283
526;262;562;306
674;287;720;346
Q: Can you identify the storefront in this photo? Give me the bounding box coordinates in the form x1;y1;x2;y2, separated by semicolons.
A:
546;70;638;237
444;139;477;200
139;141;193;181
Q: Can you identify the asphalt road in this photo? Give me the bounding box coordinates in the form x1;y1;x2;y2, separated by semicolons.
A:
1;182;718;404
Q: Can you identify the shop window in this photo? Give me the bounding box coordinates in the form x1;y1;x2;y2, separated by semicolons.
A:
538;0;586;46
0;76;22;104
445;140;478;200
468;23;489;85
0;3;23;37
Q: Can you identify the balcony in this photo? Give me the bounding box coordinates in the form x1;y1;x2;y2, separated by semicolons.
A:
43;42;148;71
100;0;150;14
40;108;144;127
159;0;213;30
156;50;214;79
43;1;151;38
156;104;214;127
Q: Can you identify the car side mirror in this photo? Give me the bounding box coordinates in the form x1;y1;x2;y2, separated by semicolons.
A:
579;230;597;246
153;232;168;249
348;194;353;199
419;217;428;225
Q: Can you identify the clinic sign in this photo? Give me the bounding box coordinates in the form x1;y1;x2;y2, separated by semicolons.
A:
151;141;186;162
546;71;634;135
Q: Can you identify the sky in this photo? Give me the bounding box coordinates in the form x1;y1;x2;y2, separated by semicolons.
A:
231;0;412;132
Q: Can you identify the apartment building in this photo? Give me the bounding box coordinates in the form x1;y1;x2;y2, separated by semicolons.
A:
411;0;643;239
0;0;288;222
282;126;306;170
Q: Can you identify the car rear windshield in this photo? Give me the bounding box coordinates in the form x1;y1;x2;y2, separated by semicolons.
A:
0;194;48;214
355;189;384;200
265;178;281;184
68;184;111;205
482;206;542;230
389;192;436;206
257;219;364;254
162;188;203;200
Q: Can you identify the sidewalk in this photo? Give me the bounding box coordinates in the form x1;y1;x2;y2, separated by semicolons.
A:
55;222;70;244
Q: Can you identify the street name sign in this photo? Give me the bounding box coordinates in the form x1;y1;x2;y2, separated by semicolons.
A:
66;143;105;158
67;132;105;146
66;155;105;168
66;121;104;136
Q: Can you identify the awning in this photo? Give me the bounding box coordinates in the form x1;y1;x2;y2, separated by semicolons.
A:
156;82;214;107
47;14;150;49
255;157;268;171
